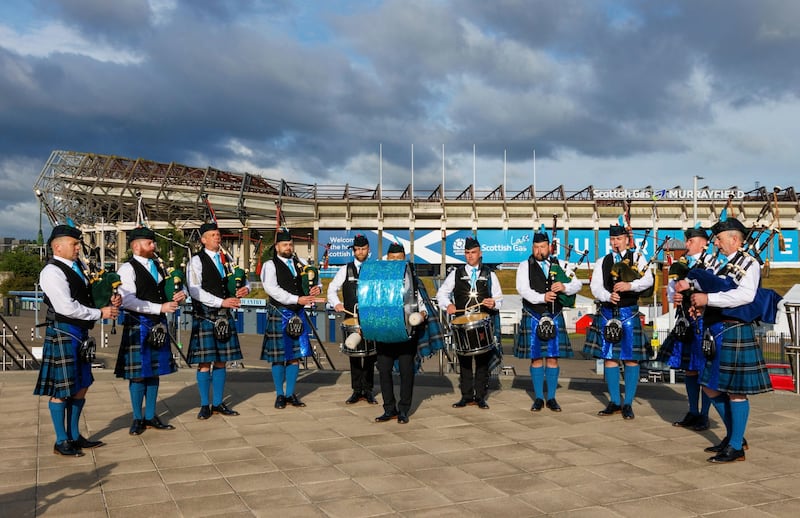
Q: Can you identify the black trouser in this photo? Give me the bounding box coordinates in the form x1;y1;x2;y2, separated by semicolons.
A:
458;350;491;399
376;341;416;415
349;355;376;392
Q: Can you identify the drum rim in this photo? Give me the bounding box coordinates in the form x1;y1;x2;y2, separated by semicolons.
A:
451;312;490;325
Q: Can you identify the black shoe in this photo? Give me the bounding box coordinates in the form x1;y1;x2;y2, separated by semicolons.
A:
621;404;635;420
129;419;146;435
375;411;398;422
288;394;306;407
476;398;489;409
672;412;699;428
531;398;544;412
598;403;622;416
144;416;175;430
345;392;361;405
546;399;562;412
705;437;748;453
275;395;287;409
398;413;409;424
692;416;710;431
708;445;746;463
363;392;378;405
53;440;84;457
197;405;212;420
212;403;240;416
452;397;473;408
74;435;104;448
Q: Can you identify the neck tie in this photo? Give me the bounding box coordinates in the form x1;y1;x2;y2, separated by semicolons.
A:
71;262;85;282
214;253;225;277
613;253;621;263
539;261;549;276
287;259;297;276
687;256;696;268
148;259;159;281
470;267;477;289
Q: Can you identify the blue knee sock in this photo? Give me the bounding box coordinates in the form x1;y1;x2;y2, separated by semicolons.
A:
700;390;711;418
211;367;227;406
545;366;559;400
530;366;545;400
605;366;621;405
69;398;85;440
623;364;640;405
285;363;299;396
197;370;211;406
710;394;730;438
271;363;286;396
685;375;700;415
144;377;159;420
728;399;749;451
49;400;68;443
129;380;146;420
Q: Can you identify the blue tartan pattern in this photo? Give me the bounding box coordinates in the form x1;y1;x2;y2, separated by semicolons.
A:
260;305;312;363
114;314;177;379
700;321;772;394
416;284;445;358
658;323;706;372
514;309;574;359
33;323;94;399
187;312;243;364
583;305;650;361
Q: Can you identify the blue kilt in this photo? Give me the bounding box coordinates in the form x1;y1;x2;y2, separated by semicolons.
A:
658;318;706;372
187;311;243;364
33;322;94;399
514;309;574;360
700;321;772;395
115;314;177;379
583;305;650;361
417;287;445;359
260;305;313;363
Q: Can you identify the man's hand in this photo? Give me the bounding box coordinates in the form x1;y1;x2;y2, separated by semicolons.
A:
221;297;241;309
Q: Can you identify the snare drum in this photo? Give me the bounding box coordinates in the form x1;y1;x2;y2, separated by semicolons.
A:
339;317;377;357
450;312;495;356
357;260;418;343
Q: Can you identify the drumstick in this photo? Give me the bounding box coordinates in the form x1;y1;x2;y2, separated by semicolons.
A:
340;308;358;318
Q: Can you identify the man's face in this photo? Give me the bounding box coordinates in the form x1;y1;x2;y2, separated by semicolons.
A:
275;241;294;259
386;251;405;261
200;230;221;252
532;241;550;261
685;236;708;257
353;244;369;262
609;234;628;253
132;238;156;259
713;230;743;256
52;236;80;261
464;246;481;267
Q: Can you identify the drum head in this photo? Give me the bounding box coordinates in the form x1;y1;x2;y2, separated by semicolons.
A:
357;260;418;343
342;317;359;327
451;312;489;326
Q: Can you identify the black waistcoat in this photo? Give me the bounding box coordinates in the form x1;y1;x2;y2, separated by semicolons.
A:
269;255;304;312
601;250;639;308
127;258;167;317
452;264;498;316
43;259;96;329
523;256;560;314
342;262;359;313
198;251;229;300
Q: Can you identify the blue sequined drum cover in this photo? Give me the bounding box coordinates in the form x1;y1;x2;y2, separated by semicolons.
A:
357;260;417;343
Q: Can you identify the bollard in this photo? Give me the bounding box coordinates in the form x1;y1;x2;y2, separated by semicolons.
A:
104;333;109;348
31;327;34;341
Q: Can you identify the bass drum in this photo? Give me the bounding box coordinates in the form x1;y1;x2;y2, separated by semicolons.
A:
357;260;418;343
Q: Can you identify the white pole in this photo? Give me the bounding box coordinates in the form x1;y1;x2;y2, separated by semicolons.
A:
379;143;383;197
693;175;704;222
472;144;476;195
533;149;537;198
504;149;507;193
411;144;414;200
442;144;445;200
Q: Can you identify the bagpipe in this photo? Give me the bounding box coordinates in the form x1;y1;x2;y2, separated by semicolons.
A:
545;215;585;309
35;190;122;315
201;194;247;296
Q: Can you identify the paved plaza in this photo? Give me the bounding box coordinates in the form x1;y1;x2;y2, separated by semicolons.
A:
2;338;800;518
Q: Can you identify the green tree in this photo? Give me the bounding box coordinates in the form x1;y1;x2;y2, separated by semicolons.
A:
0;248;44;295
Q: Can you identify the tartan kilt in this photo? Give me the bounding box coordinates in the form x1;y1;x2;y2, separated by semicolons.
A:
260;305;312;363
582;305;650;361
514;310;574;359
187;312;243;364
657;327;706;372
417;314;445;358
33;323;94;399
700;322;772;395
114;314;177;379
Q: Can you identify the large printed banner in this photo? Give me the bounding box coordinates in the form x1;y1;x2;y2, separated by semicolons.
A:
317;229;798;266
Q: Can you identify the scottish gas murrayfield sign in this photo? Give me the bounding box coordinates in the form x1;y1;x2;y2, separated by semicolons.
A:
592;188;745;200
318;229;796;266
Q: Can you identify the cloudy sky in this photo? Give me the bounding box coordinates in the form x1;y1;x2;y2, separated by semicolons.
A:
2;0;799;238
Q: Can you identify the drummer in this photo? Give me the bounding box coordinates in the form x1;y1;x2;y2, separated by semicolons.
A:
327;234;378;405
436;236;503;409
374;242;428;424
